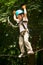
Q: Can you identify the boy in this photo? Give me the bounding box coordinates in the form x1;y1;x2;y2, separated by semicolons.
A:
13;4;34;58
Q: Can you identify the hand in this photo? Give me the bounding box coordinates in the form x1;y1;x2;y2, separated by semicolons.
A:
22;5;26;9
13;10;16;14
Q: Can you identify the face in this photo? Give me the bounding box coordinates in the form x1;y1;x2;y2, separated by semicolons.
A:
17;14;24;21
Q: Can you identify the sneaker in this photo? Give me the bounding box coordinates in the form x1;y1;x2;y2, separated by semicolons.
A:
18;53;24;58
27;51;34;54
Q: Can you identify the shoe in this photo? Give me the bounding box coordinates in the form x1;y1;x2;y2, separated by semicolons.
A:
18;53;24;58
27;51;34;54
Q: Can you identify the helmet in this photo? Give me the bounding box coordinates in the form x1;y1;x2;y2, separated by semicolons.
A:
15;9;23;16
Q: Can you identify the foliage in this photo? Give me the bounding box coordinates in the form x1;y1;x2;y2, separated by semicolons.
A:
0;0;43;65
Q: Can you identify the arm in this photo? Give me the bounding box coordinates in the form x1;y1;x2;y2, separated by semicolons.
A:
13;10;20;23
22;5;28;21
22;5;27;17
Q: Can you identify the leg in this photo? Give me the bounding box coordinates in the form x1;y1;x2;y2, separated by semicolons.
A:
19;35;25;54
18;35;25;58
24;31;34;53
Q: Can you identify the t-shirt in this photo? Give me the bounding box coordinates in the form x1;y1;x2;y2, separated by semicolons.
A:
14;14;28;32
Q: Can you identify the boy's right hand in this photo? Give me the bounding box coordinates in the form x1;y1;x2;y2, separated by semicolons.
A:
13;10;16;14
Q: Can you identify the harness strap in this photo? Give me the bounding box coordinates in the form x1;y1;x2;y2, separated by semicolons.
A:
21;22;26;29
18;21;27;29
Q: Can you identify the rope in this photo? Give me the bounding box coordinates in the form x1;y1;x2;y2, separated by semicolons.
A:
8;16;18;28
0;48;43;57
34;48;43;53
0;54;18;58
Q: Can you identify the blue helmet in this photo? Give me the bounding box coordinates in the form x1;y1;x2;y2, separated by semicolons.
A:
15;9;23;16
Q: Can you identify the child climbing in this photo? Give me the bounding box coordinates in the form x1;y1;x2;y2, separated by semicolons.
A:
13;4;34;58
